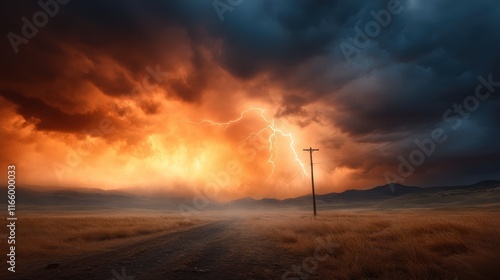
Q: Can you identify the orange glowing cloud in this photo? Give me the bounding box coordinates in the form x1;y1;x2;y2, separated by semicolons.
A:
7;1;492;201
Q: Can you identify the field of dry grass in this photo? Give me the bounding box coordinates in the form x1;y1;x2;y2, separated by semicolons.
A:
2;209;499;279
247;210;500;280
1;213;207;261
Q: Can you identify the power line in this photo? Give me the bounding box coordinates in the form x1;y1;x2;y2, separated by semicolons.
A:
272;118;445;200
272;117;448;202
273;119;444;190
314;118;445;164
303;147;319;216
281;153;309;188
282;168;306;188
273;142;320;193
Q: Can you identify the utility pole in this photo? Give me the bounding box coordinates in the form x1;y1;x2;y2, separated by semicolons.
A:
303;147;319;216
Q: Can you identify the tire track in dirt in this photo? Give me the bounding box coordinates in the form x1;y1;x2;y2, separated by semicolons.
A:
11;218;296;280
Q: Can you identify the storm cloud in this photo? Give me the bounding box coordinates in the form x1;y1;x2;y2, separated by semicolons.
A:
1;0;499;197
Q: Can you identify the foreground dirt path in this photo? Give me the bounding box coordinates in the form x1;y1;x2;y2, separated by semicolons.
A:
11;218;296;280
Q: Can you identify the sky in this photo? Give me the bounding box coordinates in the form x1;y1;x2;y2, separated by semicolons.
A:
1;0;500;201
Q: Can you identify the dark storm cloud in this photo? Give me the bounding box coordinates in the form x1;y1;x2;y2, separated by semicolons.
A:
327;0;500;135
179;0;500;139
168;46;209;103
0;0;209;104
187;0;500;184
0;90;106;133
1;0;499;185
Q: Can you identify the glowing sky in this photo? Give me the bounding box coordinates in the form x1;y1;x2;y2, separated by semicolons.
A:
1;1;500;200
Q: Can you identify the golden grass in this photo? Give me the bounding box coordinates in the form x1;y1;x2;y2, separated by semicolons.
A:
247;210;500;280
7;214;205;260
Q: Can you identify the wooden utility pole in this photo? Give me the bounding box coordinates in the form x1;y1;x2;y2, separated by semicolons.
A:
303;147;319;216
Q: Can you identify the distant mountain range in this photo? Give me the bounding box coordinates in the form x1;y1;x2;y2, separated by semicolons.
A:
3;180;500;212
3;186;189;212
227;180;500;210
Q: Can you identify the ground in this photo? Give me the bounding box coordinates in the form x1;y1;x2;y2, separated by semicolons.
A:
1;210;500;279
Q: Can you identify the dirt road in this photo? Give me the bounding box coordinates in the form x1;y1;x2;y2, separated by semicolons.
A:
11;218;297;280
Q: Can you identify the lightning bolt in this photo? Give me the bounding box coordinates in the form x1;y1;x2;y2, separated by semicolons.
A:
185;108;308;181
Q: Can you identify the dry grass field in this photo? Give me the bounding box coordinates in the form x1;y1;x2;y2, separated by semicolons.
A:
1;210;499;279
247;210;500;280
2;213;206;261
